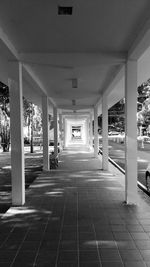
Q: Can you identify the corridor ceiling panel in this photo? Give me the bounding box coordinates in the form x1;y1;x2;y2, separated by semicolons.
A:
0;0;150;110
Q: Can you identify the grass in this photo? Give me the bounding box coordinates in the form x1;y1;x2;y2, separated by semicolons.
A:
0;149;43;216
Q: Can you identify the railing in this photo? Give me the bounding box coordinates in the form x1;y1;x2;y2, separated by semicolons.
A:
98;148;150;197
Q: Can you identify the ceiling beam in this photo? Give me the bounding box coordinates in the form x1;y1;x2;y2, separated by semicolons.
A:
64;115;89;121
23;64;56;107
20;52;127;67
96;66;124;107
59;104;93;110
128;17;150;60
62;111;91;116
0;26;19;60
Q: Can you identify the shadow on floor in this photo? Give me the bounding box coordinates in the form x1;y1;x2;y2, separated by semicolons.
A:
0;165;43;216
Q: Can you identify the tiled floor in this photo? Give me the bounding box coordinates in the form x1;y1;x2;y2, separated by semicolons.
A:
1;146;150;266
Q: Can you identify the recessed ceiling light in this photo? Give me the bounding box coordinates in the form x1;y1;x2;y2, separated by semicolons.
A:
72;99;76;106
58;6;73;15
72;78;78;88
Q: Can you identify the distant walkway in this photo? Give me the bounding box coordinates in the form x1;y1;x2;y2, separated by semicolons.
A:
1;146;150;266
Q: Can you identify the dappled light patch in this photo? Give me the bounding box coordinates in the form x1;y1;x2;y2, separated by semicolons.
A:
45;188;64;197
103;177;118;181
31;183;55;188
65;150;90;155
25;154;42;159
2;165;11;170
98;172;114;176
1;206;54;227
105;186;123;191
138;169;146;173
81;240;97;248
116;241;132;249
86;179;102;182
83;240;117;249
98;240;117;248
0;150;43;216
73;159;90;162
0;190;11;199
37;177;55;181
78;170;95;174
137;158;148;163
69;173;85;178
3;207;37;217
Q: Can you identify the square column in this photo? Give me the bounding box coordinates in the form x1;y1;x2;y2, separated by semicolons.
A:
94;106;99;157
63;117;66;148
102;93;108;170
9;62;25;205
86;117;90;146
59;113;63;151
125;60;138;204
42;96;49;171
54;107;58;157
89;112;93;149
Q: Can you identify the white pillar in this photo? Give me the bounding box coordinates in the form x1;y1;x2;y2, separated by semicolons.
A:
63;117;66;148
54;107;58;157
125;59;138;204
59;113;63;150
42;96;49;171
9;62;25;205
86;118;90;146
89;112;93;149
102;93;108;170
94;106;99;157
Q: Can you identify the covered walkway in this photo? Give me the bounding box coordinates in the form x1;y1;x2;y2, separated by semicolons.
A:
1;148;150;266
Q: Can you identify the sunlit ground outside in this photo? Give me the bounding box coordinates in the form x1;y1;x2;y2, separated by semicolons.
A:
0;146;43;215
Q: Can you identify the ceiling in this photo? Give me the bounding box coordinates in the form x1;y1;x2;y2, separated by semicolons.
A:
0;0;150;114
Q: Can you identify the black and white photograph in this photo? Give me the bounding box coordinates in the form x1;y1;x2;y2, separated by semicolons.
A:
0;1;150;266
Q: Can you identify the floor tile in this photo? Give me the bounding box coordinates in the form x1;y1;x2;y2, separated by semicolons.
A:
131;232;150;240
124;262;147;267
39;240;59;250
1;147;150;267
119;249;143;261
140;249;150;260
57;262;78;267
102;262;124;267
0;249;16;263
35;251;57;265
135;240;150;249
79;250;99;262
59;241;77;252
57;250;78;263
80;262;101;267
99;248;122;262
113;232;132;241
98;240;117;249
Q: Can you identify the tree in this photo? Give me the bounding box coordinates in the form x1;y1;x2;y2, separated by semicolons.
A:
137;80;150;135
23;97;42;152
108;99;125;131
0;83;10;152
23;98;34;152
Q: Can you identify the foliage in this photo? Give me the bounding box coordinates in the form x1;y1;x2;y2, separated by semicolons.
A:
23;97;42;152
108;99;125;131
0;85;42;152
23;97;42;133
137;80;150;129
0;83;10;151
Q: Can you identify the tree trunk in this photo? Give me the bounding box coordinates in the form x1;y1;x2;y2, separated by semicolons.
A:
30;105;34;153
